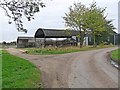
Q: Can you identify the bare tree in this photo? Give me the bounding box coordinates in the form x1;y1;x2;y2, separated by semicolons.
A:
0;0;45;33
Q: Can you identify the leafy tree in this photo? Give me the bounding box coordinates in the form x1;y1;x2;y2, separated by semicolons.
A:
0;0;45;33
84;2;115;47
63;1;115;47
63;2;87;48
95;20;116;45
85;5;106;46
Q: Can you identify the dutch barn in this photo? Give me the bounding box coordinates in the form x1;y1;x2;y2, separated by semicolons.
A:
17;28;80;48
34;28;79;38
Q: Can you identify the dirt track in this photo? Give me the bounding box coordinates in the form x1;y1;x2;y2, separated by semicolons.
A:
7;47;118;88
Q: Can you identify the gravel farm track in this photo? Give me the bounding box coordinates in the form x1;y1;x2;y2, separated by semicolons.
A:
7;47;118;88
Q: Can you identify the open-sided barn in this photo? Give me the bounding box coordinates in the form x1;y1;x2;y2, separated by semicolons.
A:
34;28;79;38
17;28;80;48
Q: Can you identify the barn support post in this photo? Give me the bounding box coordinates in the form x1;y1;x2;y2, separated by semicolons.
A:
56;38;58;47
34;38;36;48
44;38;46;48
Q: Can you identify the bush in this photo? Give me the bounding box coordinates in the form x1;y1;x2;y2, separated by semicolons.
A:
99;42;110;47
109;43;113;46
103;42;109;45
99;43;104;47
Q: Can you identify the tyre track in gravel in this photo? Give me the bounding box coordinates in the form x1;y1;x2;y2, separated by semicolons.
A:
6;47;118;88
68;47;118;88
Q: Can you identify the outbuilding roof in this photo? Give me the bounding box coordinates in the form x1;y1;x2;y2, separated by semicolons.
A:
34;28;79;38
17;37;34;39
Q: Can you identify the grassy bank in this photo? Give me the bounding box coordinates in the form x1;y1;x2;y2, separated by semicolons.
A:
0;50;2;89
2;50;42;88
25;45;113;55
110;48;120;61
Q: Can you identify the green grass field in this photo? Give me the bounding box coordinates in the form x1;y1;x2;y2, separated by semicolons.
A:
111;48;120;61
25;45;113;55
0;50;2;89
2;50;42;88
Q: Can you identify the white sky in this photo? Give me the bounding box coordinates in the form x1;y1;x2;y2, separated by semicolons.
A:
0;0;119;42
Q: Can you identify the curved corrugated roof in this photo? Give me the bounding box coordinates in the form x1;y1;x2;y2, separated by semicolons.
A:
34;28;79;38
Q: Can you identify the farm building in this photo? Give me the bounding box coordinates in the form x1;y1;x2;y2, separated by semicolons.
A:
17;28;120;48
34;28;81;47
17;28;80;48
17;37;35;48
34;28;79;38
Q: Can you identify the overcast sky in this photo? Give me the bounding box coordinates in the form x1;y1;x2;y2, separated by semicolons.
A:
0;0;119;42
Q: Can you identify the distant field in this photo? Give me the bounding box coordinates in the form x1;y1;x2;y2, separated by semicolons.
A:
2;50;42;88
25;45;114;55
111;48;120;61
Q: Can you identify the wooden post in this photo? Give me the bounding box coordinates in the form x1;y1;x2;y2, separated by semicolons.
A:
44;38;46;48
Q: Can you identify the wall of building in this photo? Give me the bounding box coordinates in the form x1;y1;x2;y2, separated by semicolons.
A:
35;38;45;48
17;39;28;48
17;34;120;48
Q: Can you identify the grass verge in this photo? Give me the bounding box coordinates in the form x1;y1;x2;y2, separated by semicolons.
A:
0;50;2;89
110;48;120;61
2;50;42;88
25;45;113;55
